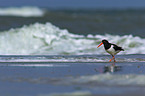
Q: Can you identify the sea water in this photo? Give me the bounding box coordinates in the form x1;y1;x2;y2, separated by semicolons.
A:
0;55;145;96
0;22;144;55
0;6;145;96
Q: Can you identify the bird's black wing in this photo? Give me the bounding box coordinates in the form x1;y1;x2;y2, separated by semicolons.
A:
112;44;124;51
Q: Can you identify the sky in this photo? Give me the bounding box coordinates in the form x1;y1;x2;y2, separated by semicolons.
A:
1;0;145;9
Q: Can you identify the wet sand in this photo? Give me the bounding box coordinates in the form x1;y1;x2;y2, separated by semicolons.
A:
0;55;145;96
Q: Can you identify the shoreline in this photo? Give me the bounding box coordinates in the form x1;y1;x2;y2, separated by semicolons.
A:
0;54;145;95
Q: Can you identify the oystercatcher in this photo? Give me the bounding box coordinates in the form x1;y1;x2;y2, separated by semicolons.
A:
97;39;124;62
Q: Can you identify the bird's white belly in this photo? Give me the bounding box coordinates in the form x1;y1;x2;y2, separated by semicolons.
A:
106;46;120;56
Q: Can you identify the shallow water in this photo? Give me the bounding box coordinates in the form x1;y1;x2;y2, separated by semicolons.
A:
0;7;145;96
0;55;145;96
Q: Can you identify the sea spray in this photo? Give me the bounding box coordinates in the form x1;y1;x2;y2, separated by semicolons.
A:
0;6;45;17
0;22;144;55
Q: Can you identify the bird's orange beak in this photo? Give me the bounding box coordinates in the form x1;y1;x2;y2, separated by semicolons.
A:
97;42;103;48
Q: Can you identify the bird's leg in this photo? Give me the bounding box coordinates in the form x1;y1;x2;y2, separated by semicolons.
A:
109;55;115;62
114;56;116;62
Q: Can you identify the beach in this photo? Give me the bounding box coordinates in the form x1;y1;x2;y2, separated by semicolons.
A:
0;55;145;96
0;7;145;96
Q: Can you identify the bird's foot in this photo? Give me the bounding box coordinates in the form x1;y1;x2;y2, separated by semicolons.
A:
109;59;113;62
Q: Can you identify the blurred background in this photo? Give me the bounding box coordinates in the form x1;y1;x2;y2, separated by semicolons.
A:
0;0;145;37
0;0;145;55
1;0;145;9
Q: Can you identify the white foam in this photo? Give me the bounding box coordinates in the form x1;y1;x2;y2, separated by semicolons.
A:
65;73;145;86
0;6;45;17
7;73;145;86
48;91;91;96
0;22;145;55
8;64;68;67
0;22;96;55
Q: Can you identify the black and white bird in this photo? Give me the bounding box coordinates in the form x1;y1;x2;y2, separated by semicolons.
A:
97;39;124;62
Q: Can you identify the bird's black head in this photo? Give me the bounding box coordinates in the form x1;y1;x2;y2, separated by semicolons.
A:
101;39;111;50
102;39;109;44
97;39;110;49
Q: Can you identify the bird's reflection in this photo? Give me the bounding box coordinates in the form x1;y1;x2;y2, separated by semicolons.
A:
94;63;122;73
103;63;122;73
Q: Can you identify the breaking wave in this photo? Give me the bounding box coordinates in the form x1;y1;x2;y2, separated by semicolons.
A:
0;6;45;17
0;22;145;55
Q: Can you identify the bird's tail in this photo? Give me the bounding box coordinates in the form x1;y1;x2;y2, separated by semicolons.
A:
121;48;124;51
